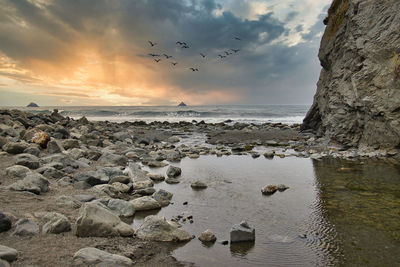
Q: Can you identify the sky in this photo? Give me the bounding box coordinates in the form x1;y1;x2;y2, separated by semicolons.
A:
0;0;331;106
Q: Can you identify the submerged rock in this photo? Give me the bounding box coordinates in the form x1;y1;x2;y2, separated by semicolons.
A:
73;247;132;266
190;181;207;189
230;221;255;243
166;165;181;177
261;185;278;195
136;215;191;242
198;229;217;243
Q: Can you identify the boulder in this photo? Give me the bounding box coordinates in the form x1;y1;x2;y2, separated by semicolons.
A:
93;184;120;198
73;194;96;203
0;213;12;233
165;177;180;184
152;189;173;207
0;259;10;267
73;247;132;266
15;153;40;169
5;165;31;179
23;128;50;148
147;173;165;182
277;184;289;191
190;181;207;189
198;229;217;243
39;212;71;234
12;218;39;236
74;203;134;237
2;142;28;154
112;182;131;193
8;173;49;195
130;196;161;211
136;215;191;242
0;245;18;262
230;221;255;243
107;199;135;217
166;166;181;178
23;146;40;156
132;180;153;190
109;175;130;184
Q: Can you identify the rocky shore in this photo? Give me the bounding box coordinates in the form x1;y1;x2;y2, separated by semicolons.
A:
0;108;399;266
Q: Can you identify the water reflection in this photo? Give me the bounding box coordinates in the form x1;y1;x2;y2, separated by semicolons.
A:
311;158;400;266
230;242;255;257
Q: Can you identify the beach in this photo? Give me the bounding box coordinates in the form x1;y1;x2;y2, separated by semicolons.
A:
0;108;399;266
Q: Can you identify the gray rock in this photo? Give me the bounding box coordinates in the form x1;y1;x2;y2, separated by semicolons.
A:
12;218;39;236
198;229;217;243
74;203;134;237
132;180;153;190
40;212;71;234
73;247;132;267
5;165;31;179
152;189;173;207
15;153;40;169
98;152;127;166
133;187;156;195
47;140;64;154
61;139;80;150
165;150;182;162
147;173;165;182
2;142;28;154
0;259;10;267
37;166;64;179
112;182;130;193
23;146;40;157
124;163;150;182
109;175;130;184
0;245;18;262
0;213;11;233
147;161;168;168
302;0;400;150
107;199;135;217
136;215;191;242
56;195;83;209
93;184;120;198
277;184;289;191
73;181;92;190
74;171;104;186
166;165;181;178
73;194;96;202
130;196;161;211
263;151;275;159
165;177;180;184
230;221;255;243
8;173;49;194
190;181;207;189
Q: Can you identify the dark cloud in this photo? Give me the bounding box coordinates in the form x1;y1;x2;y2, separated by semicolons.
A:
0;0;329;105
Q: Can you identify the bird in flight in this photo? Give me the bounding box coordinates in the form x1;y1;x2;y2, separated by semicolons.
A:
231;49;240;53
189;68;199;71
148;53;160;57
148;41;157;47
154;59;161;62
224;51;232;56
234;37;241;40
218;54;226;58
163;54;172;59
200;53;206;58
171;62;178;66
182;45;190;48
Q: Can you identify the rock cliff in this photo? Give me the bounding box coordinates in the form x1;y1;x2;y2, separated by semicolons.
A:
302;0;400;149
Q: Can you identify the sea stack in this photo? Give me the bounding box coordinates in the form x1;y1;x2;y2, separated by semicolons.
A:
178;102;187;107
27;102;39;107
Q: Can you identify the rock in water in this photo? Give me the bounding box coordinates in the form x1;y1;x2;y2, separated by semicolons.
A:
190;181;207;189
166;165;181;177
136;215;191;242
178;101;187;107
0;245;18;262
129;196;161;211
261;185;278;195
0;213;12;233
152;189;173;207
74;203;134;237
73;247;132;266
230;221;255;243
198;229;217;243
301;0;400;149
27;102;39;107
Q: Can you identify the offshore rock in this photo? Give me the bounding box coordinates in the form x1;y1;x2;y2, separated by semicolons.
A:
302;0;400;149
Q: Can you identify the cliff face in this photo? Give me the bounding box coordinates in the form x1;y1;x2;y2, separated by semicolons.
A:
302;0;400;149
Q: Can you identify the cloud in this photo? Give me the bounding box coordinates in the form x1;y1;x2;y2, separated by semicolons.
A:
0;0;330;105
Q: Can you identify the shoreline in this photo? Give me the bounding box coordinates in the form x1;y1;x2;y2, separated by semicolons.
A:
0;108;399;266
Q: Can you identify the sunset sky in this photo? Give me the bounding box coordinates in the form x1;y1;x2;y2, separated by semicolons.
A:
0;0;331;106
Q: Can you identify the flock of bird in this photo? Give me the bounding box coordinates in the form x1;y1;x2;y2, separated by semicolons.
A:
146;37;242;72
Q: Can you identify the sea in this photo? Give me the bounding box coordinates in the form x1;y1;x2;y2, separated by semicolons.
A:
21;105;309;124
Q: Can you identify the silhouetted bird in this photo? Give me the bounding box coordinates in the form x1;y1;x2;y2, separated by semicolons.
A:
224;51;232;55
148;41;157;47
171;62;178;66
200;53;206;58
234;37;241;40
163;54;172;59
189;68;199;71
182;45;189;48
149;53;160;57
218;54;226;58
231;49;240;53
154;59;161;62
